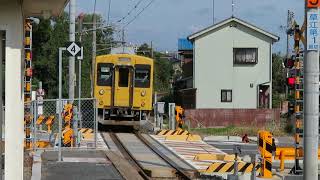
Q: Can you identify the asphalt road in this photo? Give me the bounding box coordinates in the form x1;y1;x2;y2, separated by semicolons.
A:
41;151;123;180
205;141;258;156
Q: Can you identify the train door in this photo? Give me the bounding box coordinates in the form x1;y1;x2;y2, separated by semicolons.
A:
114;66;133;107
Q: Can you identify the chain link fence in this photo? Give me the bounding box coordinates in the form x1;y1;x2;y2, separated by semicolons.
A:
24;98;97;150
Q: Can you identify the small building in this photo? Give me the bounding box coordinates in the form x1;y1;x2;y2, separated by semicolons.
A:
177;38;193;89
173;39;196;109
188;17;279;109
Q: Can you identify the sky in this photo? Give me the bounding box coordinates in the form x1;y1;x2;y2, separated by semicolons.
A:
74;0;304;53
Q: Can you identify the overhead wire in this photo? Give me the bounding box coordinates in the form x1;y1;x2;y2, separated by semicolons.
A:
123;0;156;28
116;0;145;23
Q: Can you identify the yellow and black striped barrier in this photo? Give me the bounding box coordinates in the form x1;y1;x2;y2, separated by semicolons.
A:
79;128;94;140
156;129;190;136
156;129;201;141
201;162;261;174
258;131;274;178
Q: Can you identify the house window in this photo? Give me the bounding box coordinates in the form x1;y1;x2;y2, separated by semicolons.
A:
234;48;258;64
221;90;232;102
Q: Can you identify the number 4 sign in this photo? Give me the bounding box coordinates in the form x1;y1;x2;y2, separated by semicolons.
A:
66;42;82;57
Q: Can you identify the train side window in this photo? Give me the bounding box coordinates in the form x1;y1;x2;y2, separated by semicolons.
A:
97;63;113;86
118;68;129;87
135;65;151;88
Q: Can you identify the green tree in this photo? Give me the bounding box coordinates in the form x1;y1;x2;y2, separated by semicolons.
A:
32;13;114;98
136;43;152;57
272;53;286;108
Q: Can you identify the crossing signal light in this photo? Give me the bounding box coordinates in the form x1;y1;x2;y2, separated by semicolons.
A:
294;25;301;51
284;57;294;69
287;77;295;89
288;102;295;114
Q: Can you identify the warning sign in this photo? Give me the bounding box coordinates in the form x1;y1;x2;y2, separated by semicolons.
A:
307;0;320;8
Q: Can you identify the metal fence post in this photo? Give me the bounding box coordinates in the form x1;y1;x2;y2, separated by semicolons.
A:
58;47;66;162
251;154;257;180
31;101;35;151
94;99;98;148
73;106;78;147
33;101;37;151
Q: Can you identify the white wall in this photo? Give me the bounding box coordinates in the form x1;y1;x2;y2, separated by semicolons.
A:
0;0;24;179
194;22;272;109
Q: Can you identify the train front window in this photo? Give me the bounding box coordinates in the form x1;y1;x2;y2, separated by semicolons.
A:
135;65;151;88
118;68;129;87
97;63;113;86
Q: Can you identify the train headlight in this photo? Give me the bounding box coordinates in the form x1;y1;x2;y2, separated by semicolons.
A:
141;90;146;97
99;89;105;95
99;100;104;105
141;101;145;107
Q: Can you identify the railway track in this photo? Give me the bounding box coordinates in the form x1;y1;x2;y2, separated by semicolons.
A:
109;132;151;180
101;132;194;180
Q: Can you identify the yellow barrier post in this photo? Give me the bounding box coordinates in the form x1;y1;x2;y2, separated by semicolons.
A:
62;103;74;147
280;150;285;172
258;131;273;178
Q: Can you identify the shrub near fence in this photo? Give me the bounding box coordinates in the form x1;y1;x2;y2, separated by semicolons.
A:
185;108;281;128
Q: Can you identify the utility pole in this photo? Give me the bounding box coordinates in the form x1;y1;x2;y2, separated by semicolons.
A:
78;14;84;129
232;0;235;17
69;0;76;100
91;0;97;98
304;2;319;179
150;41;154;59
107;0;112;25
121;29;125;53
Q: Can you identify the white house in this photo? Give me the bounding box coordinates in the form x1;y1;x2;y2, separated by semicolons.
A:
188;17;279;109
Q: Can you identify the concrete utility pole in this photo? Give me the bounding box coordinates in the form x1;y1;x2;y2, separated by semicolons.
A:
78;14;84;129
150;41;154;59
91;0;97;97
69;0;76;100
304;2;319;179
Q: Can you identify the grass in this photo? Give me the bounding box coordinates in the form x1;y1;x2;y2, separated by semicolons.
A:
191;125;288;137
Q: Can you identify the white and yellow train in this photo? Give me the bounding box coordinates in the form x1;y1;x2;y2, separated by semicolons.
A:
94;54;154;128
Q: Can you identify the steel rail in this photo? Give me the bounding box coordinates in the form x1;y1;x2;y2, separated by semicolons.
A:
107;132;151;180
135;132;193;180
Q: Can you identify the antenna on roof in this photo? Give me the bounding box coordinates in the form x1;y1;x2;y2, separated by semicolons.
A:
212;0;215;24
232;0;235;17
